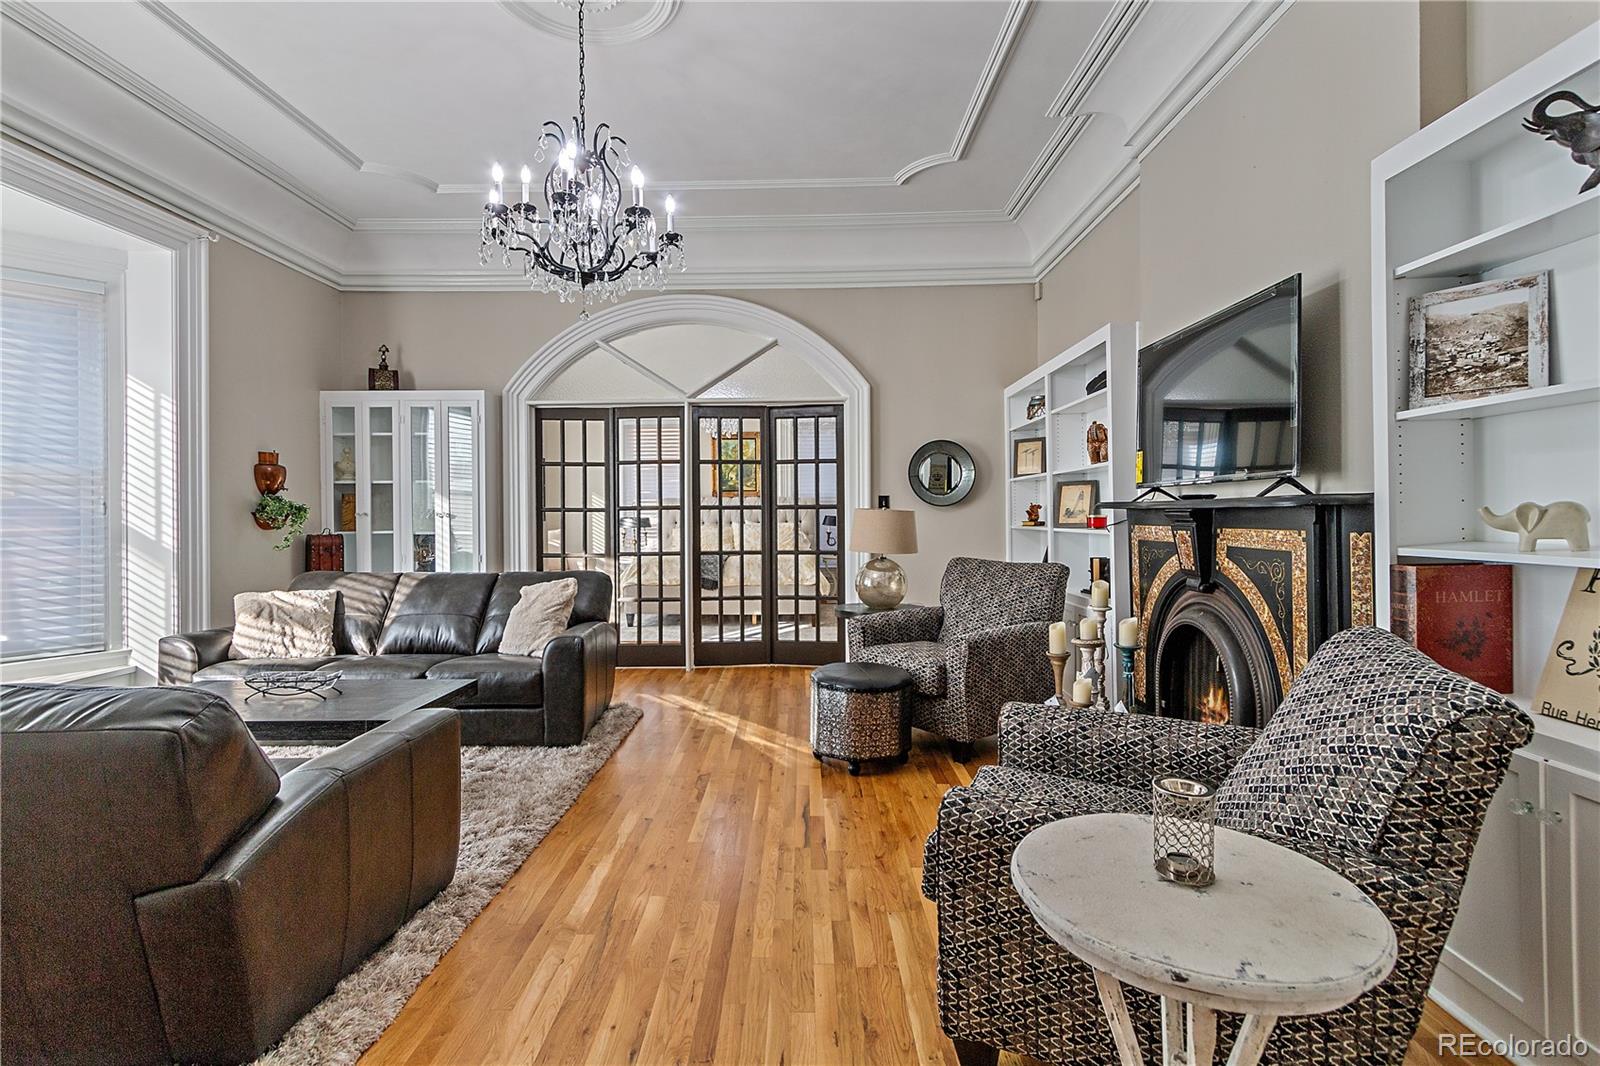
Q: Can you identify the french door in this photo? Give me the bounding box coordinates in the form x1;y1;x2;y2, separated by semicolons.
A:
691;405;843;666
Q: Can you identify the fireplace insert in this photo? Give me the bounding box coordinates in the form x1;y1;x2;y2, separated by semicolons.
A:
1151;588;1277;728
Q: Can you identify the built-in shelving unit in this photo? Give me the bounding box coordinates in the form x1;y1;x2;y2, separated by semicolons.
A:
1003;323;1137;704
1370;29;1599;1066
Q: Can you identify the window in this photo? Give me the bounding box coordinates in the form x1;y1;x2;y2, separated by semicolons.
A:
0;270;116;661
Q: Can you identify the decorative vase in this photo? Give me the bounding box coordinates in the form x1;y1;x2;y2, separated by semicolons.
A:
333;446;356;482
856;554;908;609
253;451;286;495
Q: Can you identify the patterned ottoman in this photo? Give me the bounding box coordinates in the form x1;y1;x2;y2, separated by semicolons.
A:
810;662;914;775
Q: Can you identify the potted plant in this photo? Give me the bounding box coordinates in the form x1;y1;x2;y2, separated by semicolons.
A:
252;493;309;551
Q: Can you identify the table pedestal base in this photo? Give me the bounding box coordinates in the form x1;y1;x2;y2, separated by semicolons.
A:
1094;971;1279;1066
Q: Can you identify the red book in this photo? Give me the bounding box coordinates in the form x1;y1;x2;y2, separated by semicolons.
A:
1391;563;1513;692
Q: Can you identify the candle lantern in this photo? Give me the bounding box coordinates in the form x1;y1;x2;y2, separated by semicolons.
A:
1152;776;1217;887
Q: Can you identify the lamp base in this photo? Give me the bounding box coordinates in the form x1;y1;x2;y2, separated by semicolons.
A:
856;554;907;610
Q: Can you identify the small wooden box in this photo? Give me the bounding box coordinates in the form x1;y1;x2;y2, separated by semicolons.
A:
305;532;345;572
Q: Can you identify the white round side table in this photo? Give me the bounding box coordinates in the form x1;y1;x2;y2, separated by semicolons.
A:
1011;813;1397;1066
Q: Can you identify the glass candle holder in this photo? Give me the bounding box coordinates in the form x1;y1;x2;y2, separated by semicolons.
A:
1152;776;1216;887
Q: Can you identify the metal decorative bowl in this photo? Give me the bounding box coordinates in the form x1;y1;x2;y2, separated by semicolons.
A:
240;670;343;700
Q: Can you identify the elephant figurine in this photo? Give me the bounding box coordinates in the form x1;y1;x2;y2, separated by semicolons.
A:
1479;501;1591;552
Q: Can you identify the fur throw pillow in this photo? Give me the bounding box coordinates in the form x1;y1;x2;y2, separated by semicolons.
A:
500;578;578;656
229;590;339;660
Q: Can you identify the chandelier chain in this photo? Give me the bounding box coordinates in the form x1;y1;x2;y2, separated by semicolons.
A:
576;0;586;136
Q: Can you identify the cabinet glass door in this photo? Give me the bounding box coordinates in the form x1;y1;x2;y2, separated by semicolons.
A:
328;404;359;566
365;402;399;570
407;402;440;571
443;403;480;571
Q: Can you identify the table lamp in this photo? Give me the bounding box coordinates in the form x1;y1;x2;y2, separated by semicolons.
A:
851;507;918;609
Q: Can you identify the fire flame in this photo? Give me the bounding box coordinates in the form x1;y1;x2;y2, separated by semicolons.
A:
1200;683;1229;725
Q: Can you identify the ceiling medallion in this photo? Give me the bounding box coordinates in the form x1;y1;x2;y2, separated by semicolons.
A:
479;0;685;312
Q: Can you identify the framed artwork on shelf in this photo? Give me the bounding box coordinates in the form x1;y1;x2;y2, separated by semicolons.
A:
1013;437;1045;477
1534;567;1599;732
1406;273;1549;410
1055;480;1099;527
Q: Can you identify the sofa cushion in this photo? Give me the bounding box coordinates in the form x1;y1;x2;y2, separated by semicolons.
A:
854;640;947;697
376;573;497;656
288;572;401;655
427;655;544;707
477;571;614;652
228;590;337;660
1215;626;1524;852
315;654;454;680
195;657;344;680
500;579;577;656
938;557;1069;639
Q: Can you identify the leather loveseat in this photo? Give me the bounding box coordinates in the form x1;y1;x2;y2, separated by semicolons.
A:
0;683;460;1064
159;570;618;746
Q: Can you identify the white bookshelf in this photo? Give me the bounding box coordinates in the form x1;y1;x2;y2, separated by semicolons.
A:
1369;27;1599;1065
1002;323;1137;703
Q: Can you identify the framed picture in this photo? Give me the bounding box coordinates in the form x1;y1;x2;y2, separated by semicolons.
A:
1012;437;1045;477
1025;394;1046;420
717;432;761;497
1407;273;1549;410
1055;479;1099;527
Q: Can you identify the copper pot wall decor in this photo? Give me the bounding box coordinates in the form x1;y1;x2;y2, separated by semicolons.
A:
253;451;286;495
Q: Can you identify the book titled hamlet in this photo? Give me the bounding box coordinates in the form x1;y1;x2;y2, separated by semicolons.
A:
1390;563;1513;692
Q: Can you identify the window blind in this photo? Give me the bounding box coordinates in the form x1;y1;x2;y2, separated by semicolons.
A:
0;271;111;661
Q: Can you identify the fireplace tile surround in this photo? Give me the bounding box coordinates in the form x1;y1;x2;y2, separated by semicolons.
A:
1114;494;1375;727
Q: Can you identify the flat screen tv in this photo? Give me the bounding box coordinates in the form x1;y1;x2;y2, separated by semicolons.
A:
1136;274;1301;488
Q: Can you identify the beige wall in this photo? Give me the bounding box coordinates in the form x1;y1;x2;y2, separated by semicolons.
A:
334;285;1038;603
1466;2;1598;94
208;239;344;620
1036;190;1140;365
1035;0;1422;495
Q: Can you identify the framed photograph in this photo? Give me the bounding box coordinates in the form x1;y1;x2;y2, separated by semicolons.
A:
1012;437;1045;477
1055;479;1099;527
717;432;761;497
1407;273;1549;410
1025;394;1046;420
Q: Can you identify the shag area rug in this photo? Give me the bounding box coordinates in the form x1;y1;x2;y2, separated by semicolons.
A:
254;702;643;1066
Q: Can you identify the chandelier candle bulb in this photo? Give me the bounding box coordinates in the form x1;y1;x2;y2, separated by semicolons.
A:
520;165;531;204
1048;621;1069;655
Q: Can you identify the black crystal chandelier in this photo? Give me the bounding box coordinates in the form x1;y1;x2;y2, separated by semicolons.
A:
479;0;684;309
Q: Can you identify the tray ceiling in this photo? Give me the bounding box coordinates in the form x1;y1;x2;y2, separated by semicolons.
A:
0;0;1291;288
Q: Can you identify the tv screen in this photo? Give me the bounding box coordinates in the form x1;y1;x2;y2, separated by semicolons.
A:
1136;275;1301;487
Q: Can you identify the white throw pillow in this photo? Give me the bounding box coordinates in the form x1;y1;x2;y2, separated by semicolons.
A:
229;590;338;660
500;578;578;656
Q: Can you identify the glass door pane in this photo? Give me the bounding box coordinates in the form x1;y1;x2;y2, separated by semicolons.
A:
692;407;766;666
613;408;683;665
444;403;479;571
328;404;358;567
534;408;612;586
366;402;398;570
770;406;844;664
408;403;439;572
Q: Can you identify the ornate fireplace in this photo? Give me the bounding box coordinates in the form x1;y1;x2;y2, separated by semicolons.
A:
1117;493;1374;728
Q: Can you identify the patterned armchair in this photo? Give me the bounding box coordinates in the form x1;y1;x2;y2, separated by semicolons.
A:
923;627;1533;1066
846;557;1069;758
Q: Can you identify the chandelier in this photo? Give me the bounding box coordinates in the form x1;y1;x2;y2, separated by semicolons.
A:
479;0;684;309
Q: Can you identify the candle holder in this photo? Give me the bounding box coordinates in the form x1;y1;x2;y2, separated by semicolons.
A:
1152;776;1217;887
1047;652;1070;702
1075;602;1112;711
1114;639;1143;714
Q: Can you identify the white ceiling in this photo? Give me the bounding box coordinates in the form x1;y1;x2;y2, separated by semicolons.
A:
0;0;1292;289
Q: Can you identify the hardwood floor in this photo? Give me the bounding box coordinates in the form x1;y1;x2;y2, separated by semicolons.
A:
361;666;1505;1066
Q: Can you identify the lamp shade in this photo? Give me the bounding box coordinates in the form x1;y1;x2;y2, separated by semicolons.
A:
851;508;917;554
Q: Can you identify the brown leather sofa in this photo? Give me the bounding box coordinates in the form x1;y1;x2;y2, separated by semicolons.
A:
158;570;618;746
0;683;460;1064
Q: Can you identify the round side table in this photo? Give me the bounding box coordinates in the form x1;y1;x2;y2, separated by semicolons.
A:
1011;813;1396;1066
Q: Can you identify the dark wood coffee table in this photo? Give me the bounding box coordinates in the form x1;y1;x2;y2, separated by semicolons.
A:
187;678;477;743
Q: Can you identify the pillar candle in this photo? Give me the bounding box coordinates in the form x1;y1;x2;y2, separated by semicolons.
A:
1048;621;1069;655
1072;677;1092;705
1078;616;1100;640
1089;579;1110;608
1118;616;1141;648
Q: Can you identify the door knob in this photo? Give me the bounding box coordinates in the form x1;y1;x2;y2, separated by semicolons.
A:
1509;800;1536;817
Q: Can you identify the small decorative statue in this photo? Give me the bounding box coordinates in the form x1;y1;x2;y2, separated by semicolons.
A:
1086;420;1109;465
1023;502;1043;527
1479;500;1591;552
1523;91;1600;194
333;445;356;482
368;344;399;391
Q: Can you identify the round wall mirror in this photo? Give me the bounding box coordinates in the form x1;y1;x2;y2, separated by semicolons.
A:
908;440;977;506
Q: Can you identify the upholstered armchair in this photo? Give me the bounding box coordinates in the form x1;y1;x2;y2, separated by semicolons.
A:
846;557;1069;758
923;627;1533;1066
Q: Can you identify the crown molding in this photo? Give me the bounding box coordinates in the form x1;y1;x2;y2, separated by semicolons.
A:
337;262;1035;293
1048;0;1149;119
497;0;679;44
350;208;1010;233
1029;158;1140;280
1004;113;1091;220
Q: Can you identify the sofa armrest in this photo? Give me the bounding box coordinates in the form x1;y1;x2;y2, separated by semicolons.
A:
157;627;234;683
845;605;943;658
132;710;461;1062
542;619;618;745
999;704;1260;790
